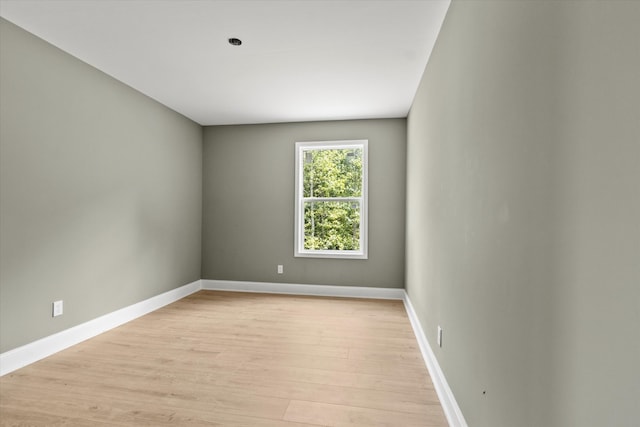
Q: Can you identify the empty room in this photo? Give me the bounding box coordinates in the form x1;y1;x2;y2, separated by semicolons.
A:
0;1;638;426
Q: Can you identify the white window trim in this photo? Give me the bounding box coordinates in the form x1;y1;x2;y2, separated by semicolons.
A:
294;139;368;259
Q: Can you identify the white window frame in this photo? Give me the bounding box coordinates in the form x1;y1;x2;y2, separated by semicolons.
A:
294;139;368;259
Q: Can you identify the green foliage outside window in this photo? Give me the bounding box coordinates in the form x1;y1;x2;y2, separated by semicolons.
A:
302;148;363;251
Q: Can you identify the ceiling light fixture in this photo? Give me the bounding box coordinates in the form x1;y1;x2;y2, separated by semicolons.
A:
228;38;242;46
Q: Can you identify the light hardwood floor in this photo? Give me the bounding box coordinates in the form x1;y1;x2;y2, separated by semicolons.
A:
0;291;448;426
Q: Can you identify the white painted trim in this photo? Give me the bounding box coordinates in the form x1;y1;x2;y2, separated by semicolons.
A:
0;280;202;376
1;277;467;427
202;279;404;300
294;139;369;260
402;292;468;427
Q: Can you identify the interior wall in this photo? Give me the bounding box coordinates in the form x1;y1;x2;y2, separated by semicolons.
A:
406;1;639;426
202;119;406;288
547;2;640;425
0;19;203;353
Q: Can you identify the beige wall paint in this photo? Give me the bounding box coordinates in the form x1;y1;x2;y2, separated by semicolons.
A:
406;1;640;426
202;120;406;288
0;19;203;353
3;4;638;424
548;2;640;425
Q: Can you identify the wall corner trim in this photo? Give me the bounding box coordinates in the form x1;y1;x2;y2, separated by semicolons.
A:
201;279;405;299
1;277;466;427
0;280;202;376
402;293;468;427
204;279;467;426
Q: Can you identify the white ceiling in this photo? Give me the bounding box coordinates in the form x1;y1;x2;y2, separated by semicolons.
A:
0;0;450;126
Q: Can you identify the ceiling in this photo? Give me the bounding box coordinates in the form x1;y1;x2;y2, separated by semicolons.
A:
0;0;450;126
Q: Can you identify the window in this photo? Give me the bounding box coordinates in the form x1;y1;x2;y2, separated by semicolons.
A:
295;140;368;259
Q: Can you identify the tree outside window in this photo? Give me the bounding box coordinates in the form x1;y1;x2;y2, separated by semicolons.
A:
295;140;368;259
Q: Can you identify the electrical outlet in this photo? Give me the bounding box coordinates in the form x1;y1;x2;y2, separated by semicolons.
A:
437;325;443;347
277;264;284;274
52;300;63;317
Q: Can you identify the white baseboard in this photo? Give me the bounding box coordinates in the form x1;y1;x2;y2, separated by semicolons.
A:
1;277;467;427
0;279;201;376
201;279;405;300
402;293;468;427
0;279;401;376
203;280;467;426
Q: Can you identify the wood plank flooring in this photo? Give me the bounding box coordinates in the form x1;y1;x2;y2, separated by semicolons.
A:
0;291;448;426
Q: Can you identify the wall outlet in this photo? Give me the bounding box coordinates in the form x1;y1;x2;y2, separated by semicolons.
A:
52;300;63;317
437;325;443;347
277;264;284;274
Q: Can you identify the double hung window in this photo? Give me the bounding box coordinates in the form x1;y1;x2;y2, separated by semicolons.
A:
294;140;368;259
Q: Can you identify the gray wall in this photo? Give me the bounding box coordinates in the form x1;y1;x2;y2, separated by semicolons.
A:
406;1;640;426
0;19;203;353
202;120;406;288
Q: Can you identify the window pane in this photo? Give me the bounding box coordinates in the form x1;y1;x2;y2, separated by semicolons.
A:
303;201;360;250
302;148;362;198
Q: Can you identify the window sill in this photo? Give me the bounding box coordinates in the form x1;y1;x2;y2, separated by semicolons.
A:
294;250;368;260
